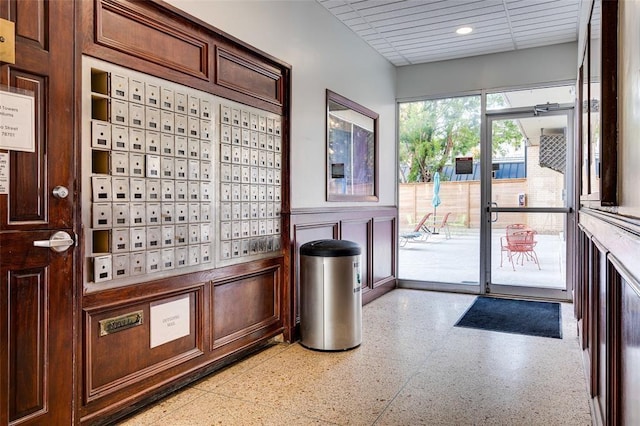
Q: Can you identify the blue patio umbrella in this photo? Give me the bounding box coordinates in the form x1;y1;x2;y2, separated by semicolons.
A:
431;171;441;233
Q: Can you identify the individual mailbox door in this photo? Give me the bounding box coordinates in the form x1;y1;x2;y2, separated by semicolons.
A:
188;95;200;117
161;157;174;179
146;203;161;225
220;241;231;259
241;203;250;220
231;127;241;145
251;220;259;236
130;227;146;251
200;244;211;263
129;79;144;103
161;248;175;270
146;154;161;178
250;131;259;148
93;255;113;283
111;151;129;176
189;224;200;244
220;105;231;124
92;176;112;201
187;139;200;161
113;254;130;278
220;183;231;202
111;125;128;151
130;178;146;201
146;179;161;202
200;141;212;161
258;115;266;133
146;107;160;131
175;180;188;201
161;133;174;156
113;203;129;227
231;108;241;126
92;203;112;228
161;87;174;111
274;136;282;153
129;128;145;152
188;245;200;266
130;203;146;226
130;252;146;276
275;119;281;136
220;124;231;145
111;74;128;99
112;203;129;227
112;228;130;253
231;241;241;258
145;82;159;107
92;121;111;149
175;136;188;157
175;203;188;223
201;203;212;222
129;153;145;177
232;221;241;239
188;117;199;138
145;131;160;154
259;133;266;150
250;113;259;131
175;114;187;136
220;144;231;163
201;182;212;202
220;163;231;183
220;203;231;221
201;120;212;141
242;221;250;238
200;223;211;243
200;99;211;120
161;203;174;224
175;159;188;179
259;202;267;218
146;227;161;249
188;159;200;180
231;165;241;184
231;183;241;202
162;180;175;201
129;103;145;128
109;104;129;132
241;109;250;128
201;162;212;181
146;250;161;273
161;109;174;133
175;225;188;246
220;222;231;241
267;134;274;151
188;203;200;223
175;247;188;267
111;177;130;201
162;225;175;247
175;91;188;114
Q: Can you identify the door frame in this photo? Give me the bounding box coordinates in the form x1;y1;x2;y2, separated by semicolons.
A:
480;105;575;300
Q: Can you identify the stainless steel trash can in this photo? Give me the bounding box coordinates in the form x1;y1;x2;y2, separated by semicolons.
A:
299;239;362;351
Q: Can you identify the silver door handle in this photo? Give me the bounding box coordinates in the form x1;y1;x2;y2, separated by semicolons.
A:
33;231;75;253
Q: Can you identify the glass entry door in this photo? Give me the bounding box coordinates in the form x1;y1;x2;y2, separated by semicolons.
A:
482;107;574;299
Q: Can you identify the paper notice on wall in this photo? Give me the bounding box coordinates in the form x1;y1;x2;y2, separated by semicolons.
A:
0;152;8;194
149;294;190;348
0;90;35;152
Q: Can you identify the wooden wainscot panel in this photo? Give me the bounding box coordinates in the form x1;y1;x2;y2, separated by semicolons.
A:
215;45;284;108
613;257;640;426
84;288;203;402
91;0;209;81
211;266;281;351
341;218;372;292
372;216;396;286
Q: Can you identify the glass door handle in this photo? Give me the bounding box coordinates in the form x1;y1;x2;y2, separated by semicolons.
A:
490;202;498;223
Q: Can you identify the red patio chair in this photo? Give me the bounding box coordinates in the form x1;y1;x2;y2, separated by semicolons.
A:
500;225;541;270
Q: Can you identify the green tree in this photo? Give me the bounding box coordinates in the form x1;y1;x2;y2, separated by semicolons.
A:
399;95;523;183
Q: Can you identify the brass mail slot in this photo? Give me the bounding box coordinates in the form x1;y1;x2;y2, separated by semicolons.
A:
99;310;143;336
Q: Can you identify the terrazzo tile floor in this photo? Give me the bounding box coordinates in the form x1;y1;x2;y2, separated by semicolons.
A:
118;289;592;425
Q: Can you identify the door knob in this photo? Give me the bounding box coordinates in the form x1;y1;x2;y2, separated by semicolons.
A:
33;231;75;253
52;186;69;199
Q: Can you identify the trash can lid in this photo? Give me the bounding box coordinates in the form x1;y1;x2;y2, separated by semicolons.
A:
300;239;361;257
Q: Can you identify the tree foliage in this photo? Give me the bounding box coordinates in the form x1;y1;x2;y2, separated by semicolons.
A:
398;95;523;182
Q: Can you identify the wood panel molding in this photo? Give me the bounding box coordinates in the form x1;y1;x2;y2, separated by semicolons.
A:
95;0;209;81
83;287;204;403
216;46;284;107
211;265;282;350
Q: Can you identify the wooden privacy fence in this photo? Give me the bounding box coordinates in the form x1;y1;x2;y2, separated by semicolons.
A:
399;179;564;233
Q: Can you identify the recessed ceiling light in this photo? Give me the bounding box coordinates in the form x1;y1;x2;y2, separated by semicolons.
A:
456;26;473;35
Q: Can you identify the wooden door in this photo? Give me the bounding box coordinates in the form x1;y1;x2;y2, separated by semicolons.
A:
0;1;75;424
